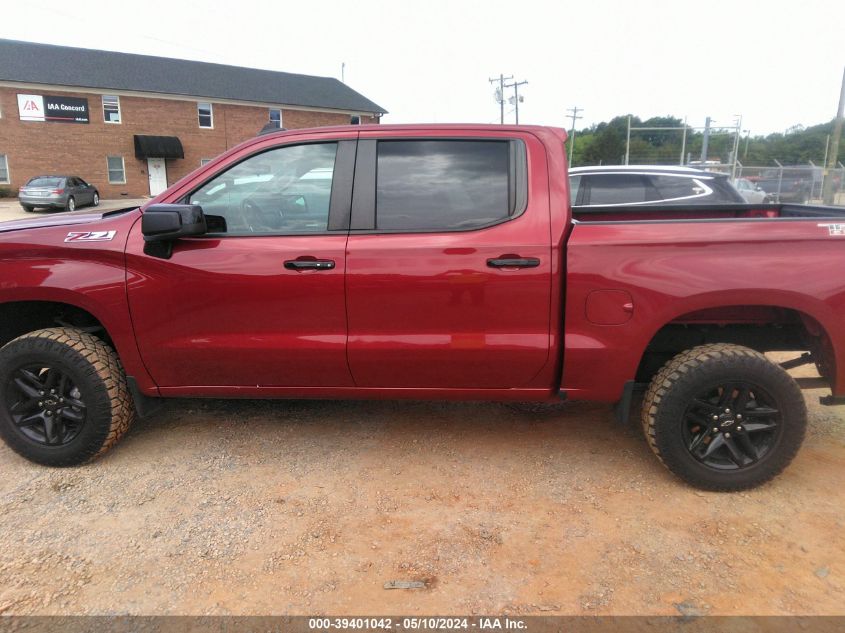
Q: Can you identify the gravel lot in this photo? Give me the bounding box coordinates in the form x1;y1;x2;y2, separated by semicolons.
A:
0;358;843;616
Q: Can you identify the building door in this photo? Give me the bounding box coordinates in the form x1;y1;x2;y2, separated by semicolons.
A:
147;158;168;195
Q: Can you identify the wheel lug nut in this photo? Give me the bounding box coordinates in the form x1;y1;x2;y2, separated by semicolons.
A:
712;415;719;420
736;414;742;420
38;401;43;407
50;389;56;394
712;427;719;433
39;391;45;396
725;409;731;413
46;411;52;417
737;426;742;431
725;432;731;438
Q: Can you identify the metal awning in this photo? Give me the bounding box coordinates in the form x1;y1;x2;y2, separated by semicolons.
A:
133;135;184;159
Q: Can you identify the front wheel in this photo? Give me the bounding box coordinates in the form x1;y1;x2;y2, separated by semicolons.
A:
0;328;135;466
92;192;100;207
641;344;806;491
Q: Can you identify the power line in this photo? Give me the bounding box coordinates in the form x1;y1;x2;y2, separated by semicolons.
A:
566;106;583;164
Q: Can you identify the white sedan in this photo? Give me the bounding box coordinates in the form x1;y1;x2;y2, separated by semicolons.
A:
734;178;769;204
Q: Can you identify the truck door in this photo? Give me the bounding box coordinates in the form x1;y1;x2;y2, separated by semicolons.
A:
345;132;552;389
126;138;356;388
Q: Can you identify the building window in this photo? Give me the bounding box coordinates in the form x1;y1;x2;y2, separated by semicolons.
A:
0;155;9;184
103;95;121;124
198;102;213;128
107;156;125;184
200;158;213;166
350;115;361;125
269;108;282;128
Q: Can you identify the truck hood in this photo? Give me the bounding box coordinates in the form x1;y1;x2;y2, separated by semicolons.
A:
0;208;137;233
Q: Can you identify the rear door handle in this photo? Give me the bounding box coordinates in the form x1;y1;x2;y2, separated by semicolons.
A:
486;257;541;268
284;258;335;271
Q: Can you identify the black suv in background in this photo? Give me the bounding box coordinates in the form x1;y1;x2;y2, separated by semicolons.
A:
570;165;746;207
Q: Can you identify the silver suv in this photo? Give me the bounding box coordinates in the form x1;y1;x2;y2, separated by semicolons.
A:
570;165;746;207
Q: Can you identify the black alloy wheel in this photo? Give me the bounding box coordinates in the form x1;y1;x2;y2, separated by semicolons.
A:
682;382;781;470
5;364;87;446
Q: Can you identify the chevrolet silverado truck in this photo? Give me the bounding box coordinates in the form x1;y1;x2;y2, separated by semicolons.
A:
1;124;844;491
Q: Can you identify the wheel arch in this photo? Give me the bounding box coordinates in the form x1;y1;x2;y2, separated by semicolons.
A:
0;295;157;395
636;301;838;392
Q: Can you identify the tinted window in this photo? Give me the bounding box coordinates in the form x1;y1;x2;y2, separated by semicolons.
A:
649;175;709;201
569;175;582;205
189;143;337;235
27;177;64;188
587;174;652;205
375;140;510;231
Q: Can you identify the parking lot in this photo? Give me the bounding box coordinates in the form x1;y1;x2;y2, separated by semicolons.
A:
0;355;842;616
0;198;145;223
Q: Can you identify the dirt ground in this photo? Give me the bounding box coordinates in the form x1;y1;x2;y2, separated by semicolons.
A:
0;358;843;617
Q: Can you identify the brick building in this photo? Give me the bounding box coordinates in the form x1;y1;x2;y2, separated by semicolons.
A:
0;39;386;198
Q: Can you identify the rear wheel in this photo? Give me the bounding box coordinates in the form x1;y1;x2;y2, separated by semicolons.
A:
0;328;135;466
21;205;34;212
66;197;76;212
641;344;806;491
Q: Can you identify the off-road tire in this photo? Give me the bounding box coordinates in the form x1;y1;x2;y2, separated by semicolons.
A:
641;343;806;491
0;328;134;466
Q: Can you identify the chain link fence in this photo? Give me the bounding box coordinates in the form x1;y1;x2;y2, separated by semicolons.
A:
621;157;845;206
707;164;845;205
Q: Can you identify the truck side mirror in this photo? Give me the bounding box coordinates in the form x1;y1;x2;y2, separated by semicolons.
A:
142;204;207;259
142;204;207;241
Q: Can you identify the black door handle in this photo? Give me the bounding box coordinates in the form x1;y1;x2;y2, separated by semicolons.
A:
486;257;541;268
284;258;336;270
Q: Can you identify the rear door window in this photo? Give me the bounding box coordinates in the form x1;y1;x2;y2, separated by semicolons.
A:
586;174;653;205
374;140;518;231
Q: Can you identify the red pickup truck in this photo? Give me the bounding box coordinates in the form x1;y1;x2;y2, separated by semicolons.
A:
1;124;843;491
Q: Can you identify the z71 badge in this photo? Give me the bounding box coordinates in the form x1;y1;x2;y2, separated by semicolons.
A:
64;230;117;243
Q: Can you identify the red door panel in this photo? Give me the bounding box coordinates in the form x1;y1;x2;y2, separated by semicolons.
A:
125;228;352;388
345;130;553;389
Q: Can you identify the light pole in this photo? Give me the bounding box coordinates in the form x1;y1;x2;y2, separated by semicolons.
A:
566;107;583;165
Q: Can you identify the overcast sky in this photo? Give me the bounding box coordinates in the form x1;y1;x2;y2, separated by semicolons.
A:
3;0;843;139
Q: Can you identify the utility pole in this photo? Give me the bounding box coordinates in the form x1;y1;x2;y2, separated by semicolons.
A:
566;106;583;165
504;79;527;124
823;66;845;205
625;115;631;165
489;74;512;125
700;116;712;166
341;62;346;83
731;115;742;181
